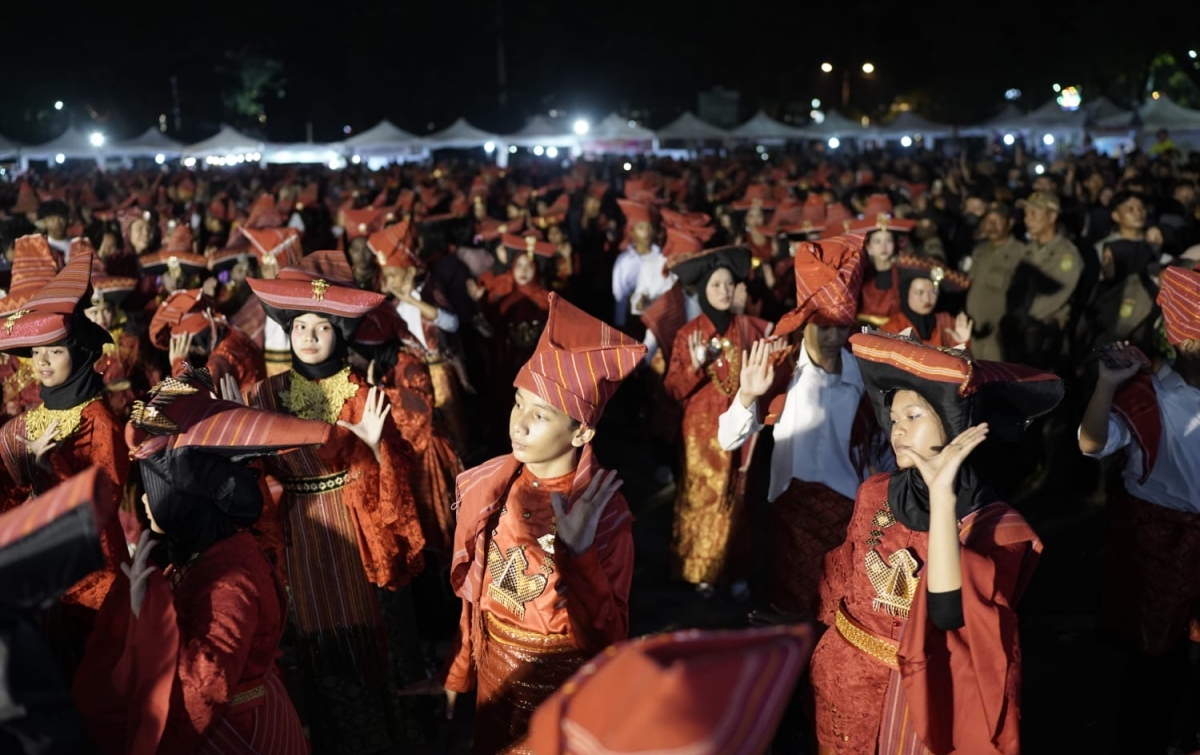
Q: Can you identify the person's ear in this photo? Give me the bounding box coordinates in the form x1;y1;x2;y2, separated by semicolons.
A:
571;424;595;447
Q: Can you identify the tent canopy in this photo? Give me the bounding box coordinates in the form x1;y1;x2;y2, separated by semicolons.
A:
183;126;264;158
1014;99;1086;132
1098;95;1200;131
870;111;954;139
21;127;103;159
656;111;729;141
0;134;19;158
957;103;1025;136
802;110;864;138
426;118;500;149
109;127;185;157
342;120;425;153
505;116;577;147
586;113;657;141
728;110;806;140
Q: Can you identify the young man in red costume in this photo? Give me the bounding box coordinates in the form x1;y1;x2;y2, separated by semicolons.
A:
440;292;644;754
1079;264;1200;754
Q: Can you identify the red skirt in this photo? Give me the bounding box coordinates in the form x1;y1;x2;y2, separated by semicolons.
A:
768;480;855;617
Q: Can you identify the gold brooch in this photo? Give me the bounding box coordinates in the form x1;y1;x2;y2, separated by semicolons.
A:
4;309;31;335
310;279;330;301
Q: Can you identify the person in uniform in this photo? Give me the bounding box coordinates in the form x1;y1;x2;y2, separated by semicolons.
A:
964;202;1027;361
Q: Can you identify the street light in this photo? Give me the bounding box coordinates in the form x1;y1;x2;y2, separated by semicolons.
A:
484;141;496;153
1042;134;1055;146
828;137;840;149
1003;133;1016;146
546;146;559;158
55;153;65;164
820;62;833;73
53;100;63;111
900;136;913;148
89;132;105;147
861;62;875;74
573;119;589;135
533;146;544;156
155;153;166;165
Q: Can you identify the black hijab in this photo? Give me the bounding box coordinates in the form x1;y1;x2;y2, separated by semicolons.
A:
291;328;350;381
897;271;938;342
697;266;734;335
141;447;264;567
40;314;111;411
672;245;752;337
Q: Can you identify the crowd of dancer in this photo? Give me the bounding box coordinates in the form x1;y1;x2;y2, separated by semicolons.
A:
0;141;1197;755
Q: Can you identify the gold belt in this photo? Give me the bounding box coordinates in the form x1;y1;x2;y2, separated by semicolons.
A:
264;349;291;363
835;608;899;670
484;611;578;655
227;684;265;708
281;470;349;495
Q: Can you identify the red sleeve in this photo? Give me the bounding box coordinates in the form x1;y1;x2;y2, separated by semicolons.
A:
663;323;706;402
558;509;634;652
442;599;478;693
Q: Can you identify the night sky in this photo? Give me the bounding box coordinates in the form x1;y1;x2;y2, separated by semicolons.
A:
3;0;1190;145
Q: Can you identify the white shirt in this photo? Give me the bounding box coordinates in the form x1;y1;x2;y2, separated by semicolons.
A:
395;286;458;350
717;343;877;501
264;317;290;352
631;249;675;316
1081;363;1200;514
47;236;71;262
611;244;660;326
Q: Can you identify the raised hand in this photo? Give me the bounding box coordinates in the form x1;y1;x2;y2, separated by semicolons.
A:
688;330;707;371
1096;341;1150;387
550;469;623;555
902;423;990;496
121;530;158;619
168;332;194;365
737;339;776;408
948;312;973;346
21;419;61;470
337;385;390;461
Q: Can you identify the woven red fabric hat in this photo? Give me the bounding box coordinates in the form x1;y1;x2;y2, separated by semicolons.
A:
148;289;219;350
850;329;1063;441
163;224;194;254
3;234;61;315
616;199;652;227
247;250;385;322
524;624;813;755
661;226;705;271
0;247;112;354
138;250;210;277
774;234;866;336
848;193;916;234
126;366;331;460
1157;265;1200;345
821;204;855;237
11;181;39;215
341;208;385;239
476;216;524;243
244;194;284;230
368;219;420;269
895;254;971;294
240;227;304;270
513;293;646;426
500;233;557;259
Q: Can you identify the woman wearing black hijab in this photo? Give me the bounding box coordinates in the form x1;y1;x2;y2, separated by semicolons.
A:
880;255;973;349
0;247;130;613
663;245;771;599
73;366;330;754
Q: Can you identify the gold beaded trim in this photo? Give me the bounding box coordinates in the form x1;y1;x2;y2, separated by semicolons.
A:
227;685;266;708
834;609;899;670
280;366;359;424
24;397;101;443
281;470;349;495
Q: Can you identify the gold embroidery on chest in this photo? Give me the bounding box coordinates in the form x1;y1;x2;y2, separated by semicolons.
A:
280;367;359;424
538;523;557;575
486;541;548;619
865;548;919;618
24;397;101;443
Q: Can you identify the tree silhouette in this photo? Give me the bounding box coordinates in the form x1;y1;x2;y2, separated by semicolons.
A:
218;49;286;133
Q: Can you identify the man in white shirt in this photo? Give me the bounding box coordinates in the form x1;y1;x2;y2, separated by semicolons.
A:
612;199;658;329
717;235;889;617
1077;265;1200;753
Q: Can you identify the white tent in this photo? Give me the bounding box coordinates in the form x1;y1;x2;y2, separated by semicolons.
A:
261;143;346;165
801;110;865;140
20;127;104;160
0;134;19;159
425;118;500;149
1098;95;1200;131
1084;97;1130;124
655;111;729;141
1013;99;1087;136
183;126;265;159
341;120;426;155
108;127;186;159
580;113;658;153
957;103;1025;137
869;111;954;140
728;110;806;141
504;116;577;148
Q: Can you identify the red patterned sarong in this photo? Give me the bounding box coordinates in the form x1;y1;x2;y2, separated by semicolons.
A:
768;480;854;616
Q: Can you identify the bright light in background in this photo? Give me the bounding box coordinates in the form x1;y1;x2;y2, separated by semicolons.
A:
1190;50;1197;59
1052;83;1061;92
623;162;632;171
755;145;765;153
861;62;875;74
1152;91;1161;100
54;100;63;111
89;132;105;147
828;137;840;149
1042;134;1055;146
1034;164;1045;175
351;155;361;164
761;152;769;161
573;119;589;135
860;116;870;126
484;141;496;153
343;125;352;134
533;146;545;156
627;120;637;127
546;146;559;158
549;109;558;117
1005;88;1021;100
55;153;65;164
1003;133;1015;146
900;136;913;147
811;98;821;109
183;157;196;167
810;110;825;124
1056;85;1081;110
155;153;166;165
820;62;833;73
